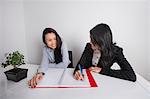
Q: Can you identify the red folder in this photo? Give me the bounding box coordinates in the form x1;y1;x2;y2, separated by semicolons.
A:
36;69;98;88
86;69;98;87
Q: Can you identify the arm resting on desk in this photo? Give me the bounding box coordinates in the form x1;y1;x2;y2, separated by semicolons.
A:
74;43;136;82
100;47;136;82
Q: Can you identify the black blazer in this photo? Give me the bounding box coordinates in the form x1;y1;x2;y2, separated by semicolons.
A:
74;43;136;82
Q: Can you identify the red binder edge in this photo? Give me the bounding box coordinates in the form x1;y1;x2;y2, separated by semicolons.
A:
86;69;98;87
36;69;98;88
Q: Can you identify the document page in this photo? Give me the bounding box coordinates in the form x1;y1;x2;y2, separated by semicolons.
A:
36;68;65;87
36;68;91;88
60;69;91;87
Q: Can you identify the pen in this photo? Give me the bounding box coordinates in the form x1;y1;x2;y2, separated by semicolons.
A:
78;64;84;76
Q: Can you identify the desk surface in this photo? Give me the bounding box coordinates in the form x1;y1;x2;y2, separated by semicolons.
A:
1;64;150;99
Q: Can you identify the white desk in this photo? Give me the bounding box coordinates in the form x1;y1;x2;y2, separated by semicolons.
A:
0;64;150;99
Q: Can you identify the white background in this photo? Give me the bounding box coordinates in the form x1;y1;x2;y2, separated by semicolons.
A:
0;1;3;62
148;0;150;81
0;0;150;81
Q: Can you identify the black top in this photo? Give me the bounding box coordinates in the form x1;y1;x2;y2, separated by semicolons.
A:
74;43;136;82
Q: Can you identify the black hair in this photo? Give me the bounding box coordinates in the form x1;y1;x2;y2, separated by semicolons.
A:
42;28;62;64
90;23;115;66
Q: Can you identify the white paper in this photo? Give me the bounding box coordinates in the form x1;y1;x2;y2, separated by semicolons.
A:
36;68;91;88
60;69;90;87
36;68;65;87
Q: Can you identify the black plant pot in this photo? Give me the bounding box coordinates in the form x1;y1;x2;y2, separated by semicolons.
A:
4;68;28;82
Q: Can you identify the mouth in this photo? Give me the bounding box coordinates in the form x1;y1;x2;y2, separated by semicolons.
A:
51;45;56;48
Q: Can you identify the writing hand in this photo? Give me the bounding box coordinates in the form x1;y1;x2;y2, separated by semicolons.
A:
74;70;84;81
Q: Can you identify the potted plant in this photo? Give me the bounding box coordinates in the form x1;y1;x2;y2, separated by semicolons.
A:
1;51;28;82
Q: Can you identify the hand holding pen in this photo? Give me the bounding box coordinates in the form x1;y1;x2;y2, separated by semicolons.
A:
74;64;84;80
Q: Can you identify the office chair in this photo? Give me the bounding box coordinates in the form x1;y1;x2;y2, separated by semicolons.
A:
67;51;73;68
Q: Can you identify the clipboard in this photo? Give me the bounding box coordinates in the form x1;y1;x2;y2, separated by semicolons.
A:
35;69;98;88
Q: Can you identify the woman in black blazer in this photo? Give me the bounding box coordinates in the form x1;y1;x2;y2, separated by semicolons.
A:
74;23;136;82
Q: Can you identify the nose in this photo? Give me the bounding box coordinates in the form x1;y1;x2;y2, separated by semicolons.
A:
51;40;56;46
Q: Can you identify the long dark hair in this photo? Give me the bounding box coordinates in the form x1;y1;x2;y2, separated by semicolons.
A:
42;28;62;64
90;23;115;66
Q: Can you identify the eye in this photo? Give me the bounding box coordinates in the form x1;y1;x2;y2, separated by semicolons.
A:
54;37;56;40
49;39;52;41
45;39;51;42
47;39;51;42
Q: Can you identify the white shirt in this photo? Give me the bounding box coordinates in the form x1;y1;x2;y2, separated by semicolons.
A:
92;49;101;66
38;42;70;73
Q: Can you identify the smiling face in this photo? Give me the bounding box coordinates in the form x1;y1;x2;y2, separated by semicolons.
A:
45;32;57;49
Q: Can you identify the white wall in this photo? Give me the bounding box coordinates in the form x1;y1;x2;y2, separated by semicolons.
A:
23;0;148;78
2;0;28;63
148;1;150;81
1;0;149;80
0;1;3;63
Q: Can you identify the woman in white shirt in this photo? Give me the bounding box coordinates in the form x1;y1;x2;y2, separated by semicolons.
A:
28;28;70;88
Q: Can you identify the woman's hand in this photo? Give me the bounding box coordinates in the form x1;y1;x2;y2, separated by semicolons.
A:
28;73;43;88
73;70;84;80
89;67;102;73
